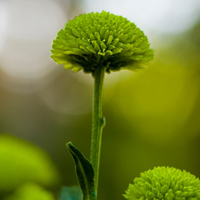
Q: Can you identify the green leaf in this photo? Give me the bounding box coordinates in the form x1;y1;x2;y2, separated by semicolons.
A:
60;186;82;200
66;142;96;200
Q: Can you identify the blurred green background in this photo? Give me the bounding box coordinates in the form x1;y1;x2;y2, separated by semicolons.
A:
0;0;200;200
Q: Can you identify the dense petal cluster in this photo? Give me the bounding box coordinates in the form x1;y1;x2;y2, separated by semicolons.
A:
51;11;154;74
124;167;200;200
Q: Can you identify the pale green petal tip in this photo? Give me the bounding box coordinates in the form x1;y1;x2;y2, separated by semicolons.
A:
124;166;200;200
51;11;154;75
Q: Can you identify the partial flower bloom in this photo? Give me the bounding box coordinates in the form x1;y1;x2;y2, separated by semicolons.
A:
124;166;200;200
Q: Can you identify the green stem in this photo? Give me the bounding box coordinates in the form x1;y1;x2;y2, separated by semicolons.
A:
90;65;106;197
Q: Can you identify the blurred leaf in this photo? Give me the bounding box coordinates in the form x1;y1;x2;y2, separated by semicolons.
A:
3;183;54;200
60;186;82;200
67;142;96;200
0;134;60;193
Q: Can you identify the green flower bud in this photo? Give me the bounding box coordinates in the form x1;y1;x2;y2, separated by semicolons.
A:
51;11;154;75
124;166;200;200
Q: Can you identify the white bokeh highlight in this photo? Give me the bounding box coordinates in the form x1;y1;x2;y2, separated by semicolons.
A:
83;0;200;35
0;0;67;81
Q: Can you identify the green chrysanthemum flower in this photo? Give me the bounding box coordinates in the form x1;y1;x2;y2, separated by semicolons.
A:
124;167;200;200
51;11;154;75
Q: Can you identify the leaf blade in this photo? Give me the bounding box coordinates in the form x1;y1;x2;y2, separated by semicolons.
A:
67;142;96;200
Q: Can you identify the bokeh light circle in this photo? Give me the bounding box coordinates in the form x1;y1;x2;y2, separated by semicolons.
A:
0;0;68;92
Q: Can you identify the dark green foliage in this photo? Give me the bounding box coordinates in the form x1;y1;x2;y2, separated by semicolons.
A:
67;142;96;200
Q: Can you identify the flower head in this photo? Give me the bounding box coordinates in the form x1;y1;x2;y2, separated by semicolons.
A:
51;11;154;75
124;166;200;200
